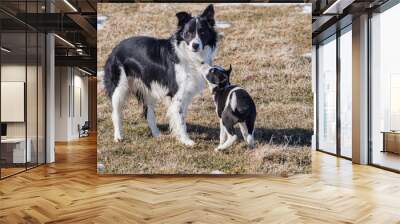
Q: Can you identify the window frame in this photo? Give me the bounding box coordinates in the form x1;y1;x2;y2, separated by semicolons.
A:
315;23;353;160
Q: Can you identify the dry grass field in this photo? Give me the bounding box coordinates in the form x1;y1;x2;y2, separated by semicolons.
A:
97;3;312;175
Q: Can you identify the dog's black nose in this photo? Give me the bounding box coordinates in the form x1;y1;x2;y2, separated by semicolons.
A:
192;43;200;51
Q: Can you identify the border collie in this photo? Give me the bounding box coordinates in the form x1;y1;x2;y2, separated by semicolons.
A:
201;64;256;151
103;5;218;145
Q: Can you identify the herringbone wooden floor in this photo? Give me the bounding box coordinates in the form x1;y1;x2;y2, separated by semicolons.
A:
1;135;400;223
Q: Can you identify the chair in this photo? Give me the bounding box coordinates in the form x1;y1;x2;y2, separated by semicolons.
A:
79;121;90;138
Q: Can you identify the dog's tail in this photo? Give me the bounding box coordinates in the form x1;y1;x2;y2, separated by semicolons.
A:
104;52;148;118
103;54;122;98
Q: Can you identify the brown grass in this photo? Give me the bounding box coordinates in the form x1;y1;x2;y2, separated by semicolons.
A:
97;3;312;175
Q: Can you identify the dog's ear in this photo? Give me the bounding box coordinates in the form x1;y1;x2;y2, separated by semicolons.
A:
227;64;232;77
200;4;215;26
176;12;192;28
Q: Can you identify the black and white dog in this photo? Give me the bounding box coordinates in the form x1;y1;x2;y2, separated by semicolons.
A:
103;5;218;145
201;64;256;151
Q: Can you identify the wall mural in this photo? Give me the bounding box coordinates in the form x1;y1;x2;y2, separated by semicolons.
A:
97;3;312;175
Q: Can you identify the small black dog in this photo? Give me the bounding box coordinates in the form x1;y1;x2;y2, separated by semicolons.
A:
202;64;256;151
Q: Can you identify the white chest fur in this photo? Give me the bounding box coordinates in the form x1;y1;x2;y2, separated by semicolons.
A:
173;41;215;98
174;63;205;98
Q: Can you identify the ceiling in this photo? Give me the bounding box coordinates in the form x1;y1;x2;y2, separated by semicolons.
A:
0;0;97;74
311;0;391;43
1;0;394;71
0;32;46;65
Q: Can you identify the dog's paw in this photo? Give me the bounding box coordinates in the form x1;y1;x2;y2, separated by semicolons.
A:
182;138;195;146
246;135;255;149
215;145;225;152
152;130;161;137
248;143;255;150
114;137;123;143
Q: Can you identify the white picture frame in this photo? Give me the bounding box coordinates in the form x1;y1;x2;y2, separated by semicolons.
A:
1;81;25;122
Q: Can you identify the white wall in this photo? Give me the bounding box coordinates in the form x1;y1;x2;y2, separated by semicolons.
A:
1;65;26;133
1;65;40;138
312;45;316;150
54;67;89;141
2;62;46;164
70;72;89;139
55;67;69;141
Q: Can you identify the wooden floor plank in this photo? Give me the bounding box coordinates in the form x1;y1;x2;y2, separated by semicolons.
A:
0;135;400;223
